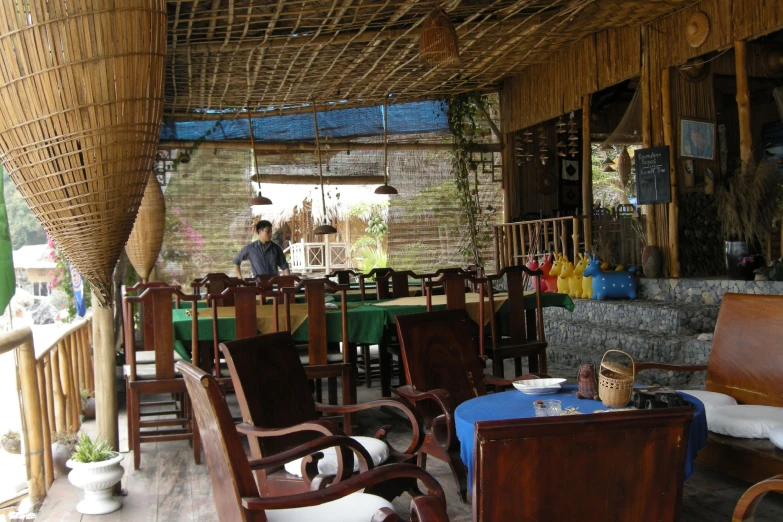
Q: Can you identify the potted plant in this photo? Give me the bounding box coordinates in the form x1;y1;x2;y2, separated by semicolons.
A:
715;161;783;280
66;434;124;515
51;430;78;477
754;258;783;281
1;430;21;454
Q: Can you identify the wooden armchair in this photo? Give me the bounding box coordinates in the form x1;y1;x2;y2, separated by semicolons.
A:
635;293;783;483
123;286;201;470
192;272;250;306
484;265;547;377
326;269;361;285
732;475;783;522
121;281;184;365
473;409;693;521
395;309;538;502
176;360;450;522
220;331;424;499
358;268;415;300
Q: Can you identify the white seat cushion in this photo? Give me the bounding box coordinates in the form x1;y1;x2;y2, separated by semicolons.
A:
123;364;181;380
770;425;783;450
676;390;737;411
266;491;393;522
708;405;783;438
135;351;185;364
284;436;389;477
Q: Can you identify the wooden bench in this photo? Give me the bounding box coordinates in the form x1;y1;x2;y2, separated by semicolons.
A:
637;293;783;483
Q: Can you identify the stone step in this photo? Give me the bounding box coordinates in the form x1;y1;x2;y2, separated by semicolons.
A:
638;278;783;304
544;298;719;335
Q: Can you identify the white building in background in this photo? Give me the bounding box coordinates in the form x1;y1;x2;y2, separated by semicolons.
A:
12;244;55;296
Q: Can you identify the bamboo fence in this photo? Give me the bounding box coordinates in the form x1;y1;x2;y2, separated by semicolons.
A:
0;318;93;510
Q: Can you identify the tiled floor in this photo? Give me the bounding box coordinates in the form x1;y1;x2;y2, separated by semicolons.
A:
34;363;783;521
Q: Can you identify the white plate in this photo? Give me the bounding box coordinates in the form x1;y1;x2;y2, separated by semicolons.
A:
325;295;335;303
513;378;566;390
519;387;561;395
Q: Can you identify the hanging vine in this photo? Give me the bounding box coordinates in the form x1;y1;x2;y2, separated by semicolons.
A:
447;93;496;267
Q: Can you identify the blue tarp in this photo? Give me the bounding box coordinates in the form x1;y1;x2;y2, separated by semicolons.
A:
160;100;448;142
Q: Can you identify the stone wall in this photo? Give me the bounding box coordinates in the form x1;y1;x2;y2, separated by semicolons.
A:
638;278;783;304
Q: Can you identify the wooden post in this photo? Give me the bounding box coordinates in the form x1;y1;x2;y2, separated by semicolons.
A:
494;228;500;272
15;331;46;504
661;67;680;277
581;94;593;250
572;217;581;257
735;40;754;163
44;357;55;435
37;363;54;488
50;346;65;433
641;24;657;246
93;298;119;451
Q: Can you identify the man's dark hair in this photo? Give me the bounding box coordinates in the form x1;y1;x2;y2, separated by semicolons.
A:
255;220;273;233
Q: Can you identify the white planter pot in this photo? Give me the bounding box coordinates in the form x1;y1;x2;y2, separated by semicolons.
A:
66;453;124;515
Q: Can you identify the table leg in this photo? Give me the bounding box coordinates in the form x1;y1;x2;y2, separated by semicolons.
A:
378;335;391;397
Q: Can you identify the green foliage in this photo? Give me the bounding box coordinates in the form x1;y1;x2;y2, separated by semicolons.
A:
52;430;78;446
48;237;92;322
715;161;783;244
591;145;636;208
395;181;460;218
71;434;115;463
2;166;46;249
1;430;19;443
756;258;783;281
446;93;497;267
352;242;388;273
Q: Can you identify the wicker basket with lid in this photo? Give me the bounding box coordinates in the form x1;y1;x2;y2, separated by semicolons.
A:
598;350;635;408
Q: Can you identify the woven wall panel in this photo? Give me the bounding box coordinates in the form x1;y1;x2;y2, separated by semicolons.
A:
732;0;783;41
595;25;642;89
0;0;167;304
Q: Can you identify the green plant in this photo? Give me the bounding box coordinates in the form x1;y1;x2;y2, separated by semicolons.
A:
447;93;497;267
1;430;20;443
71;434;115;463
755;258;783;281
715;161;783;244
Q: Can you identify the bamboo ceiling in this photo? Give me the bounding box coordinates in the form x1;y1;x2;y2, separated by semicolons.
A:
165;0;700;120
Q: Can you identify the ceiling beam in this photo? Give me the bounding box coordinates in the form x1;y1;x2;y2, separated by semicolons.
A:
158;139;503;152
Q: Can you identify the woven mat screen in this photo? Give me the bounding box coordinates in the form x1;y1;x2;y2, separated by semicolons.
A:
0;0;167;304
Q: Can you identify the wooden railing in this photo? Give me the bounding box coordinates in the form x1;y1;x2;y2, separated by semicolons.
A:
494;216;588;271
286;240;350;274
0;316;93;511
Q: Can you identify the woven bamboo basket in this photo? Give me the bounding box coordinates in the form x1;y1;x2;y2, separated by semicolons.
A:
419;8;460;68
0;0;167;304
598;350;635;408
126;175;166;282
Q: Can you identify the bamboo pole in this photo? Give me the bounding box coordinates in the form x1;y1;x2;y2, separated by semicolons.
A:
37;362;54;489
581;94;592;250
50;347;65;434
641;24;657;247
252;174;384;185
560;221;568;257
82;325;94;393
661;67;680;277
572;217;581;258
93;299;118;451
44;358;54;436
15;331;45;504
735;40;754;163
158;139;503;153
68;335;81;430
512;225;519;265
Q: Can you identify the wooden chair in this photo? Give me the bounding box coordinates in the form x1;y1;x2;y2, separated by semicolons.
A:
484;265;547;378
220;331;424;499
192;272;249;306
121;281;184;365
472;409;693;521
123;286;201;470
732;475;783;522
424;271;485;357
327;269;361;285
635;293;783;483
395;309;538;502
176;360;450;522
281;279;356;418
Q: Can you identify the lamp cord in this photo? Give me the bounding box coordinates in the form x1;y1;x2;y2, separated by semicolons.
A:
248;111;260;194
312;101;327;220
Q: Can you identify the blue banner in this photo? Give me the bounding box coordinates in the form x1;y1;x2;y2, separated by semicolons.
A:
69;263;86;317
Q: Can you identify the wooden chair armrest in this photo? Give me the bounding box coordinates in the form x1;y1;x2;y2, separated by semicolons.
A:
246;435;372;485
410;494;451;522
236;420;340;439
316;398;424;456
732;474;783;522
396;386;456;451
635;362;709;373
242;463;445;511
305;363;350;380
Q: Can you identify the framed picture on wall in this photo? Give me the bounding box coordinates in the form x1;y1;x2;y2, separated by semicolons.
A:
561;159;579;181
680;118;715;160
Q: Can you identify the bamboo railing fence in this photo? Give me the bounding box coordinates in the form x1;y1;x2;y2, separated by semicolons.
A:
494;216;588;272
0;317;93;510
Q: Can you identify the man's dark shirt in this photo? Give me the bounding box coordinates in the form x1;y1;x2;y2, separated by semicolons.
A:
233;240;289;276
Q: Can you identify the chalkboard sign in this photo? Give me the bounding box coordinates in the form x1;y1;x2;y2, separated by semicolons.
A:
634;146;671;204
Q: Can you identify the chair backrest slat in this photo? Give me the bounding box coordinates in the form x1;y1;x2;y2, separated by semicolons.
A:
474;409;692;522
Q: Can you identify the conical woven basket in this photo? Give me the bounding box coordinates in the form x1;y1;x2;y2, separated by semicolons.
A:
419;8;460;68
0;0;167;304
126;175;166;282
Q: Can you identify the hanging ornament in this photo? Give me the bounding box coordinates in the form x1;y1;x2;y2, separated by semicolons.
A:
616;146;632;187
539;154;549;165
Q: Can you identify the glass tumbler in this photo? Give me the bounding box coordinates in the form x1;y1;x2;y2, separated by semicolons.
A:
543;399;562;417
533;401;548;417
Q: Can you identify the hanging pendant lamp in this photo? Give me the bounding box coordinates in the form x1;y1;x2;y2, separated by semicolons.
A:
419;8;460;68
312;102;337;235
247;112;273;206
375;101;399;195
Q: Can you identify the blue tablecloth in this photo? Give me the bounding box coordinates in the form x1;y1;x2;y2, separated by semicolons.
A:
454;385;707;487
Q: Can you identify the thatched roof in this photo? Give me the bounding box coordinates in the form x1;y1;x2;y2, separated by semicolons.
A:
165;0;700;120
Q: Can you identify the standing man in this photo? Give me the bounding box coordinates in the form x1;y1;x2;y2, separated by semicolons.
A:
233;220;290;278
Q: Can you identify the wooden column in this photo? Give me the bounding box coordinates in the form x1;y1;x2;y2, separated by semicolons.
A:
661;67;680;277
735;40;754;163
641;25;657;246
581;94;592;251
92;297;118;451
